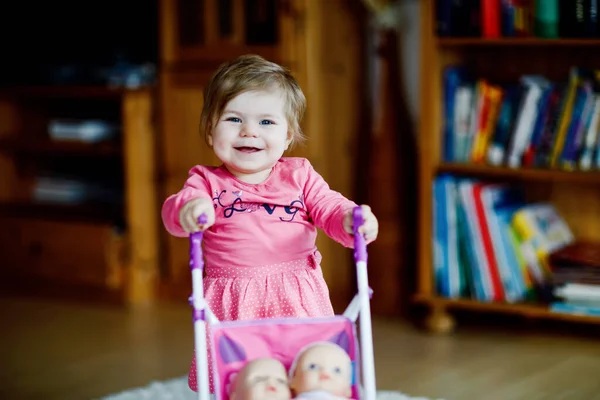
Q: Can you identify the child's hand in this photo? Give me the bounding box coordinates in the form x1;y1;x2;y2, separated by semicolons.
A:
179;198;215;233
343;205;378;242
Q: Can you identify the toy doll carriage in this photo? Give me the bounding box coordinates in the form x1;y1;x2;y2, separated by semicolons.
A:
189;207;377;400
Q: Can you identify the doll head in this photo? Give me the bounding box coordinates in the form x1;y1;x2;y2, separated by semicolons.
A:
289;342;352;398
230;357;291;400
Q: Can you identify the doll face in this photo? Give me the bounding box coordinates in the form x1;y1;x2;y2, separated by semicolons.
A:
232;358;291;400
290;343;352;398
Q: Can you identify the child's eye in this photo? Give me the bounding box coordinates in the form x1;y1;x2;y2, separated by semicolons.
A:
226;117;241;123
333;367;342;374
260;119;274;125
308;363;319;370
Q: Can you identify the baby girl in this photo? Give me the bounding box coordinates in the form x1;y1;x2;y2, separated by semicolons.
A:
289;342;354;400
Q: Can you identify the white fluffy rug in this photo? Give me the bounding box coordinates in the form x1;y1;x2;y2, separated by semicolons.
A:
100;376;442;400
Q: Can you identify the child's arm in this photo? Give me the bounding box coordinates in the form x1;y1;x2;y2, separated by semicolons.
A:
303;160;374;248
161;166;213;237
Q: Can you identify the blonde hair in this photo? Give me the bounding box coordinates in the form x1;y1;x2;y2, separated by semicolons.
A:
200;54;307;148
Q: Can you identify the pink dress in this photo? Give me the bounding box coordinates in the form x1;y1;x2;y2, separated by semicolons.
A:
161;157;359;392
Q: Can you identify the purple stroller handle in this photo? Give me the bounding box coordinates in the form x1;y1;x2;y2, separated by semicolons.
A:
189;213;211;400
190;214;208;322
353;207;368;263
190;214;208;271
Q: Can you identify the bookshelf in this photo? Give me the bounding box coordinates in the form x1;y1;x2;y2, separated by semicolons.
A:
0;86;160;305
416;0;600;333
437;38;600;47
436;163;600;185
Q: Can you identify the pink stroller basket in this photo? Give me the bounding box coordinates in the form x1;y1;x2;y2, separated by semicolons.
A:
189;207;377;400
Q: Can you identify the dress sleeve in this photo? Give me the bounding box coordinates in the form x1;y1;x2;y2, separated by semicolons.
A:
302;159;357;248
161;166;212;237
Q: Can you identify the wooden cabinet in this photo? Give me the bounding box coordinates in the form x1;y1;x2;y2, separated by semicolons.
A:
160;0;303;66
0;87;159;305
157;0;368;312
0;2;403;314
0;217;125;288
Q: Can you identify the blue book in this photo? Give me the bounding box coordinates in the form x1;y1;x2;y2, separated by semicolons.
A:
457;179;492;302
561;82;594;169
442;66;470;162
501;0;516;37
550;302;600;317
433;174;464;298
524;84;553;165
436;0;453;36
487;85;521;166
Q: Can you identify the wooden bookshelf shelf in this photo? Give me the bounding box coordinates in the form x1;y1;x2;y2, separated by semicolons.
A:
436;163;600;184
0;85;151;99
414;295;600;325
437;38;600;47
0;138;121;157
0;201;123;224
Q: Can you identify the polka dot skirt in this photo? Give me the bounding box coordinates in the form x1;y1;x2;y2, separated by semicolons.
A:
188;251;335;393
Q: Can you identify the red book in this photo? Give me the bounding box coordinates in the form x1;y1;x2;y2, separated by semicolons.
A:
473;183;505;301
482;0;501;38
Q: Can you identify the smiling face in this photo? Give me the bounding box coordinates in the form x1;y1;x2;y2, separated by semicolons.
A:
290;343;352;398
231;358;291;400
207;89;290;184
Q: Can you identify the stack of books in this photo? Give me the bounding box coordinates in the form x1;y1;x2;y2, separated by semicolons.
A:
550;241;600;316
436;0;599;39
432;175;574;302
442;66;600;171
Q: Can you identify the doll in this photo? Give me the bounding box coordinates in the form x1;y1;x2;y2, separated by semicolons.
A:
289;342;353;400
230;357;292;400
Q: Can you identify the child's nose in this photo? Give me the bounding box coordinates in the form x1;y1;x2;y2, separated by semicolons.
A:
240;123;258;137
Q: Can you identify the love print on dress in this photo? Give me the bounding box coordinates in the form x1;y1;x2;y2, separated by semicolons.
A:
212;190;305;222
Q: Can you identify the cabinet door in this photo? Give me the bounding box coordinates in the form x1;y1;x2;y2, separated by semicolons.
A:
0;217;125;289
160;0;306;64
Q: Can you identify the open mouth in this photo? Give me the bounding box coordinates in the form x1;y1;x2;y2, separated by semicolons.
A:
234;146;262;153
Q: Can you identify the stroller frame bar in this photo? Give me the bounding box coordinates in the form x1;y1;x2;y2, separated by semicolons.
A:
190;214;211;400
353;207;377;400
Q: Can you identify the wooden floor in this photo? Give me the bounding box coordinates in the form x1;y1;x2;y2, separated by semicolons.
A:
1;296;600;400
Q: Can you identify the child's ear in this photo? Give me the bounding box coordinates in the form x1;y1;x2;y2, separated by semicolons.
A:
285;132;293;150
207;133;214;147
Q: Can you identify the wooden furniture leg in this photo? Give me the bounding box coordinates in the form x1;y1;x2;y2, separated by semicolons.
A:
424;304;456;334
